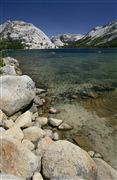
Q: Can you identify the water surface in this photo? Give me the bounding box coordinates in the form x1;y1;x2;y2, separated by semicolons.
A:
6;48;117;169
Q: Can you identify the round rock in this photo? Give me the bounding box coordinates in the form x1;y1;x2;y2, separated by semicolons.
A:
0;75;35;116
42;140;97;179
0;137;38;178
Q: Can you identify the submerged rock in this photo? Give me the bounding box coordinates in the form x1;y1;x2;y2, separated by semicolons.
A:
0;75;36;116
42;140;97;179
0;137;38;178
49;118;63;127
58;122;73;130
34;96;43;106
49;107;57;114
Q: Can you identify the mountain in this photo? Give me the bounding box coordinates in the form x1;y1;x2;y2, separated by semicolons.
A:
64;21;117;48
51;34;84;47
0;20;55;49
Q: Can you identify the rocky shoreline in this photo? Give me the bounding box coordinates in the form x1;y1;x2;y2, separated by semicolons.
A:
0;57;117;180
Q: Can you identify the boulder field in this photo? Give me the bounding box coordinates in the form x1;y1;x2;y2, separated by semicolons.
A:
0;57;117;180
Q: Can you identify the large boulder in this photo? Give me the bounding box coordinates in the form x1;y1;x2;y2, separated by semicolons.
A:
42;140;97;179
0;75;36;116
0;137;38;178
94;158;117;180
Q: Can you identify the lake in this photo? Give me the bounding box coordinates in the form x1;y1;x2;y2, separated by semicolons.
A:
6;48;117;169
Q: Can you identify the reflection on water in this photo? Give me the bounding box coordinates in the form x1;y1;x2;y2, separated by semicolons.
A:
6;48;117;169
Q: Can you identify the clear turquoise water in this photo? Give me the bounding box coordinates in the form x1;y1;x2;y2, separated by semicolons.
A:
6;48;117;168
6;48;117;96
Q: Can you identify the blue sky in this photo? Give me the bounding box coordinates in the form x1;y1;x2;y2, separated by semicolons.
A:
0;0;117;36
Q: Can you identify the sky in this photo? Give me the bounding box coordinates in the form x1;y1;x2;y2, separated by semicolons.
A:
0;0;117;36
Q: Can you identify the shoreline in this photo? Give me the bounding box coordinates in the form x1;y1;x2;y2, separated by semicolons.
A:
0;56;117;179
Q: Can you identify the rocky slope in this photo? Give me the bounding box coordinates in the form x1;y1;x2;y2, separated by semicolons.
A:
64;21;117;47
0;20;55;49
51;34;84;47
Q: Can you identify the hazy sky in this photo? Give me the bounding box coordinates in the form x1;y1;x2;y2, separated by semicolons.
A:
1;0;117;36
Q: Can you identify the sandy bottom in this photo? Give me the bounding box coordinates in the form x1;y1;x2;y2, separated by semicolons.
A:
51;99;117;170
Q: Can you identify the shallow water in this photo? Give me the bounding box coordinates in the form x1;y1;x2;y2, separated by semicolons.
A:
6;48;117;169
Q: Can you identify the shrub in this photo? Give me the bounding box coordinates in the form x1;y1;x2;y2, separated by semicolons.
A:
0;37;25;50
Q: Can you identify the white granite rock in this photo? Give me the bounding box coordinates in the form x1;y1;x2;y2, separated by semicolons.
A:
14;111;32;128
49;118;63;127
0;75;36;116
22;139;35;151
42;140;97;179
0;137;38;178
23;126;45;142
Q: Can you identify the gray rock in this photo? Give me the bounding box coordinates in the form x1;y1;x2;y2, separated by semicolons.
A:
88;151;95;157
49;107;57;114
0;137;38;178
53;132;60;141
0;127;6;133
29;104;38;113
94;158;117;180
44;129;54;139
34;96;43;106
58;122;73;130
4;126;24;141
49;118;63;127
36;117;48;127
0;109;7;122
14;111;32;128
0;75;36;116
42;140;97;179
4;119;14;128
22;139;35;151
32;112;39;121
3;57;19;66
94;152;103;158
36;88;46;95
0;65;16;75
0;174;25;180
36;136;53;157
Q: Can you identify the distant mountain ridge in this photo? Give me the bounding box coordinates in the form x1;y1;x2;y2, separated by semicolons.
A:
51;34;84;47
0;20;117;49
0;20;55;49
62;21;117;48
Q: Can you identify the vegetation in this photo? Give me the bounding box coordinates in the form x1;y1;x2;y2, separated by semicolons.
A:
0;37;25;50
0;51;5;67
